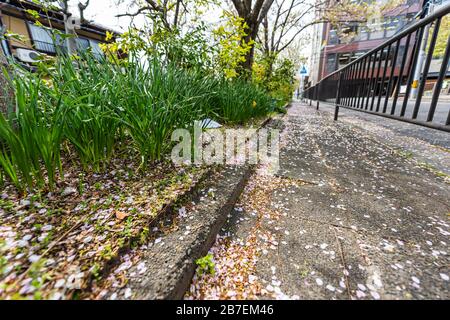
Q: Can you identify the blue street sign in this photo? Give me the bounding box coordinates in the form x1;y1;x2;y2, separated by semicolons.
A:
299;65;308;75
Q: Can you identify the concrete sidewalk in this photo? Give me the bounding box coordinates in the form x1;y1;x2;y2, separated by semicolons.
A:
268;102;449;299
193;102;450;300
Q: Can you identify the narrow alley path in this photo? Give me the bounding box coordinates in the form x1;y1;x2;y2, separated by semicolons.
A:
186;102;450;300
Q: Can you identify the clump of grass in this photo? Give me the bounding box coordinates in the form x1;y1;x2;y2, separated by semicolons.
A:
212;78;273;124
45;54;121;171
114;59;213;165
0;69;64;192
0;52;273;192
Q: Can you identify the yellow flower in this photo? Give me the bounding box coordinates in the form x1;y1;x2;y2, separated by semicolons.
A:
105;31;113;41
252;100;257;108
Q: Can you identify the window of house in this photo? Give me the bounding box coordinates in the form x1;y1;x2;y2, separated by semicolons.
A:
28;23;65;54
88;39;104;58
338;52;351;69
357;26;369;41
328;29;339;45
330;23;359;44
341;24;358;41
385;16;402;38
353;51;366;61
76;37;90;51
326;53;337;73
405;12;418;24
337;51;367;69
368;19;385;40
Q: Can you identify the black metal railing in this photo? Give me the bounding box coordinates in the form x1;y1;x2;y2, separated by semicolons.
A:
305;2;450;132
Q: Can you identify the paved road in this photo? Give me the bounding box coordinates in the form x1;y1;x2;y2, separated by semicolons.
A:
190;102;450;300
313;99;450;175
320;96;449;126
355;97;449;125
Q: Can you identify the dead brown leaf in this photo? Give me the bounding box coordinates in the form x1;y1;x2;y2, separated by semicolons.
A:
115;211;130;221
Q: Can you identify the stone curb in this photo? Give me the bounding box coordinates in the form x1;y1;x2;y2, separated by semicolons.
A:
127;109;287;300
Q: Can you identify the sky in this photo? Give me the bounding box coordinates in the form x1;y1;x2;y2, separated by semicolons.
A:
70;0;222;32
69;0;144;32
69;0;310;70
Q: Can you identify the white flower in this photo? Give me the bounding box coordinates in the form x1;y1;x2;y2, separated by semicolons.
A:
357;283;367;291
42;224;53;232
178;207;187;218
54;279;66;289
28;255;41;263
370;291;381;300
137;262;147;275
124;288;132;299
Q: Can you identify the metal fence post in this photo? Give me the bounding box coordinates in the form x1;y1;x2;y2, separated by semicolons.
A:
334;73;343;121
316;83;320;110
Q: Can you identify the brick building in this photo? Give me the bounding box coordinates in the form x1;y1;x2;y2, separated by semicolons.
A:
309;0;425;85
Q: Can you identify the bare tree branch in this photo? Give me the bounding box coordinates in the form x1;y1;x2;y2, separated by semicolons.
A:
115;0;191;30
78;0;90;23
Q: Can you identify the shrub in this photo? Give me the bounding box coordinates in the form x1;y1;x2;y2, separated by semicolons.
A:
253;56;296;105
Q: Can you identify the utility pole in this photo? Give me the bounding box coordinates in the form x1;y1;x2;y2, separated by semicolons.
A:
58;1;89;55
411;0;435;98
58;1;76;55
298;75;304;100
63;12;75;54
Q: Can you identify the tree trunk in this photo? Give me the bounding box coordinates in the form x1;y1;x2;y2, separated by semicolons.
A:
242;38;255;76
173;0;181;28
240;19;259;78
266;52;274;76
232;0;276;77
